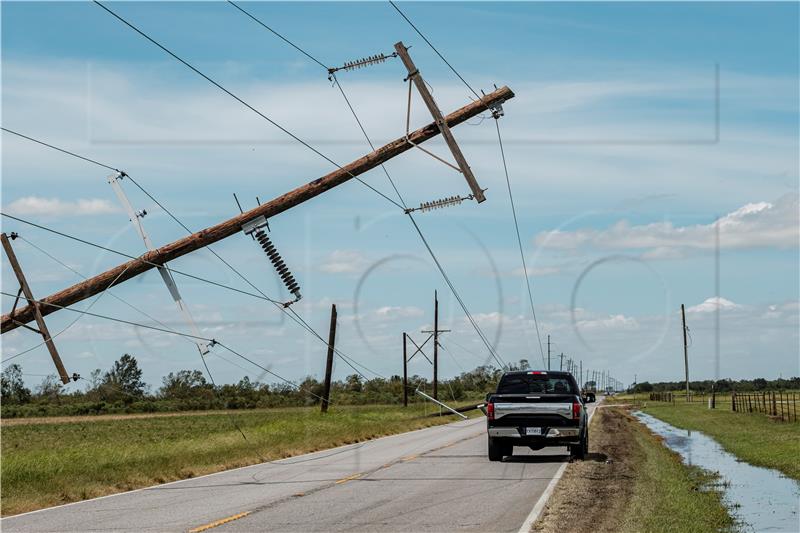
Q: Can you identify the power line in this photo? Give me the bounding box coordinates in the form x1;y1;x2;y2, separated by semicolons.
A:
226;0;328;71
0;132;389;383
3;263;130;363
93;0;404;211
388;1;482;101
0;127;119;172
9;235;254;376
224;3;505;369
0;290;329;403
495;119;546;368
1;212;283;305
1;290;212;342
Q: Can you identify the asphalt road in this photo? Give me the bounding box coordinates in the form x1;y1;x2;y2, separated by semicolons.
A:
3;402;598;533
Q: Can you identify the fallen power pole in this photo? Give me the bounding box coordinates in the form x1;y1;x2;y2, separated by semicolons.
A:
2;85;513;334
1;232;71;384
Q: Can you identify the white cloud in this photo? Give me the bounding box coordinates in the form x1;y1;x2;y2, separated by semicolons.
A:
373;306;425;320
577;313;640;330
688;297;743;313
318;250;368;274
535;194;799;254
5;196;119;216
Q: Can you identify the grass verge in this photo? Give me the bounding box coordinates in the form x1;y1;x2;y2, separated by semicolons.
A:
633;400;800;480
1;403;473;516
534;407;733;533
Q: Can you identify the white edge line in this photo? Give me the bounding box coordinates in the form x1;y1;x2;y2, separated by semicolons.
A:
2;416;481;521
516;400;601;533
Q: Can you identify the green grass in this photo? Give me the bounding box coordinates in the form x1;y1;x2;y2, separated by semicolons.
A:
629;401;800;480
1;403;474;516
618;410;734;533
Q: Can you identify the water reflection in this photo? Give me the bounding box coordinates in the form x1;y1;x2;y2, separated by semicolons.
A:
634;411;799;532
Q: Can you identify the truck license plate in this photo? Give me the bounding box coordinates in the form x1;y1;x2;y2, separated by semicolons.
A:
525;427;542;436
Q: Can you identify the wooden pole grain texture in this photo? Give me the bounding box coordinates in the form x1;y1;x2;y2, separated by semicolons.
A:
2;86;514;333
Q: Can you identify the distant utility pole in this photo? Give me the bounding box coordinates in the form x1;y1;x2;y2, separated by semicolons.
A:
681;303;690;401
547;335;551;371
559;352;564;371
580;360;583;386
402;333;408;407
434;291;439;400
421;290;449;400
320;303;337;413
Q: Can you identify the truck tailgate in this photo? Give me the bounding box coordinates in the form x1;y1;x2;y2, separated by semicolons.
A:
492;394;574;420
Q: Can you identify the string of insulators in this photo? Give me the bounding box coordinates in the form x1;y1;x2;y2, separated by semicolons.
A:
328;52;397;75
404;195;473;214
254;228;302;305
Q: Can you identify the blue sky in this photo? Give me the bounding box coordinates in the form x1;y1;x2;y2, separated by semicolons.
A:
2;1;798;392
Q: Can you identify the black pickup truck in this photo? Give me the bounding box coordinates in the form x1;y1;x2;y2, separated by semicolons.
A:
484;370;590;461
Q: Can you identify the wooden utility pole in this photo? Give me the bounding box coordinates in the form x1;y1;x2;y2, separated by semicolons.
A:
402;333;408;407
420;290;449;400
433;291;438;399
681;303;690;401
394;42;486;203
320;303;337;413
2;86;513;334
559;352;564;371
1;233;70;384
547;335;551;370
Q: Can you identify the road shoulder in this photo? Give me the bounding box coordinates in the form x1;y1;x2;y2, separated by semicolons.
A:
532;406;733;533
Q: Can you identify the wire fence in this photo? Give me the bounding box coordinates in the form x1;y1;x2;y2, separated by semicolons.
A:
646;390;799;423
732;391;798;423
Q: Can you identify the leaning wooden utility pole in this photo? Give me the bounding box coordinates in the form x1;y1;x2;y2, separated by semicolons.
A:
681;303;690;402
321;303;337;413
1;232;70;384
2;85;513;335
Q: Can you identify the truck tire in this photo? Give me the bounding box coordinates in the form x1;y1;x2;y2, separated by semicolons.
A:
488;437;505;461
571;430;588;460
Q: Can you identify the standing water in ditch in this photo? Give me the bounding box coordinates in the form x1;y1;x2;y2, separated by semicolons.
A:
634;412;799;532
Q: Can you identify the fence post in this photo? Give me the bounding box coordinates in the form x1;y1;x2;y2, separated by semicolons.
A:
732;392;736;412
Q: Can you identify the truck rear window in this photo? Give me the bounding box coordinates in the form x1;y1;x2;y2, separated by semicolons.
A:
497;374;576;395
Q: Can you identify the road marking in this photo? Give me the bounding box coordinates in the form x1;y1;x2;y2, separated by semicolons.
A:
335;473;362;484
402;454;418;461
189;511;250;532
1;418;483;524
516;402;600;533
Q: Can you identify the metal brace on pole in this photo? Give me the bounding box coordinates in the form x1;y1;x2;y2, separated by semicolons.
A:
1;232;71;384
415;388;468;419
394;41;487;203
108;172;209;355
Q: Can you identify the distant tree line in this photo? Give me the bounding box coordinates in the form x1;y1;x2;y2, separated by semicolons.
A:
630;377;800;394
0;354;523;418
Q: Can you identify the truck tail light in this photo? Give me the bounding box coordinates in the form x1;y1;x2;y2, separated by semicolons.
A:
487;402;495;421
572;401;581;420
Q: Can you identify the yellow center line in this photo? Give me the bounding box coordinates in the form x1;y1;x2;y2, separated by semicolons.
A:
402;454;419;461
334;472;362;484
189;511;251;533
